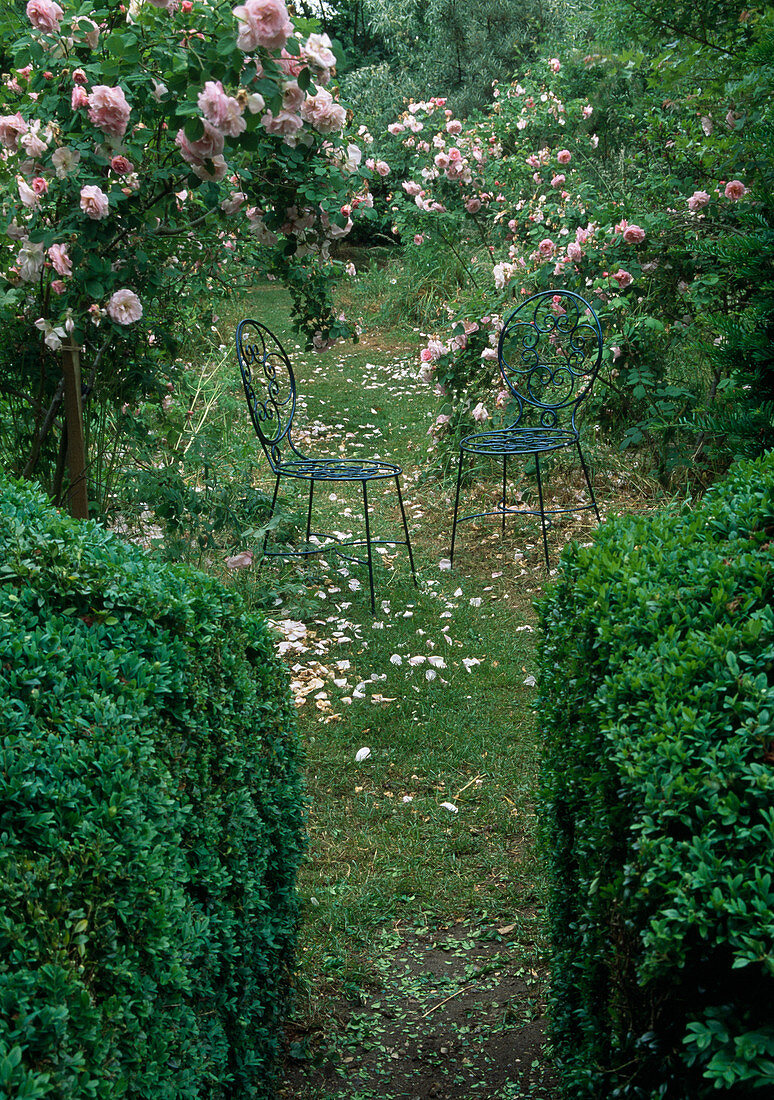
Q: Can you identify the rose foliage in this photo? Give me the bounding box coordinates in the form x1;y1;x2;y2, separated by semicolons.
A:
0;0;369;496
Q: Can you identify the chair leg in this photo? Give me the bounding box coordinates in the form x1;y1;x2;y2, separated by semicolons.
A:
576;441;600;522
395;476;417;586
450;449;465;564
501;448;507;530
306;479;315;542
362;480;375;613
263;473;281;559
534;452;551;572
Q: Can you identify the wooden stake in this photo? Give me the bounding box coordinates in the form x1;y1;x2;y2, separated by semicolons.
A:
61;341;89;519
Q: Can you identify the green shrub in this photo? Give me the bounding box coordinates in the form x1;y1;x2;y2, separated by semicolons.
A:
0;476;305;1099
537;452;774;1097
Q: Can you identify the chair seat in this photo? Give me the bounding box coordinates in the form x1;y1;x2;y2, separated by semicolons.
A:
278;456;402;481
460;426;578;456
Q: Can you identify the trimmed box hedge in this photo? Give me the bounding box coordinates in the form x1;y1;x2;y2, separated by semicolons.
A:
0;477;305;1098
537;453;774;1097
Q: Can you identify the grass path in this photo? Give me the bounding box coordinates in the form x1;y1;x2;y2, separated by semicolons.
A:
209;287;576;1098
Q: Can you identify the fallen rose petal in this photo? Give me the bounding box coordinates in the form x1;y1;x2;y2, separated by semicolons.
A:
355;746;371;762
440;801;458;813
226;550;254;569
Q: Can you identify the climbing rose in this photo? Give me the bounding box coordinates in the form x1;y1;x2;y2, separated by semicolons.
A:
556;149;571;164
79;184;110;219
612;269;633;288
538;238;556;257
622;224;646;244
724;179;747;200
110;155;134;174
687;190;710;211
26;0;63;32
232;0;293;52
300;88;346;134
88;85;131;138
0;112;28;151
48;243;72;276
107;288;143;325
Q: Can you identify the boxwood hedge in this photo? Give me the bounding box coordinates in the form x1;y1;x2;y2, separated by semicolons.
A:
537;453;774;1097
0;476;305;1098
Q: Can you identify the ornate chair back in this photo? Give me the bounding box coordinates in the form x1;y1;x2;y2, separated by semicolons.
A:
498;290;603;432
236;319;298;472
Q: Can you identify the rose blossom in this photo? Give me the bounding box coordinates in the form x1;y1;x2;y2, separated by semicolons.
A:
300;88;346;134
80;184;110;219
549;58;561;72
48;243;72;276
176;120;226;167
465;197;482;213
52;146;80;176
88;85;131;138
71;86;89;110
30;176;48;195
111;155;134;175
472;402;489;422
51;279;65;295
107;288;143;325
538;238;556;257
566;241;582;262
0;112;29;151
612;269;633;288
198;81;246;137
72;68;87;85
26;0;63;32
17;240;46;282
724;179;747;200
551;173;565;187
232;0;293;52
687;190;710;211
557;149;571;164
622;224;646;244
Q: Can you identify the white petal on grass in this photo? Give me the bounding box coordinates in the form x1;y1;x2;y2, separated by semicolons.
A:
523;674;537;687
427;656;446;668
440;801;458;813
439;558;452;571
355;746;372;762
408;655;426;666
425;669;437;681
516;624;534;633
462;658;481;672
469;597;482;607
390;654;403;665
454;588;463;597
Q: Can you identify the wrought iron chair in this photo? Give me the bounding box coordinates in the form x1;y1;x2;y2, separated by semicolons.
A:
236;319;416;610
450;290;603;570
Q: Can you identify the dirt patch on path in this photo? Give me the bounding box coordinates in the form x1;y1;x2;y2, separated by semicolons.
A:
280;921;559;1099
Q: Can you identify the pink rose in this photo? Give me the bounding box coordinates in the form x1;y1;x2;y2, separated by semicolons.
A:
261;109;304;138
414;234;424;245
26;0;63;32
551;173;565;188
88;85;131;138
687;190;710;211
48;243;72;276
566;241;582;262
549;58;561;72
30;176;48;195
300;88;346;134
724;179;747;200
107;288;143;325
50;279;66;295
80;184;110;219
232;0;293;52
0;112;28;151
538;238;556;257
71;86;89;110
17;179;39;209
556;149;571;164
472;402;489;422
175;120;226;166
72;68;88;85
612;269;633;288
110;155;134;175
465;197;482;213
622;224;646;244
198;80;246;137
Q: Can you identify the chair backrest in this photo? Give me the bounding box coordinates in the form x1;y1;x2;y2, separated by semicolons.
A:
236;319;297;471
498;290;603;429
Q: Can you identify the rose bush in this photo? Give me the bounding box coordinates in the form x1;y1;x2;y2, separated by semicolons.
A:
0;0;362;498
355;21;770;478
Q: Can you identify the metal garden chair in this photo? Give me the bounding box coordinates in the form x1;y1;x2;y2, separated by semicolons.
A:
450;289;603;570
236;319;416;610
